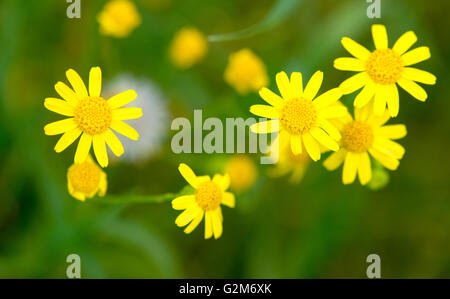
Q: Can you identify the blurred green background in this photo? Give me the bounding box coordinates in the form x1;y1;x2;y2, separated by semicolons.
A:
0;0;449;278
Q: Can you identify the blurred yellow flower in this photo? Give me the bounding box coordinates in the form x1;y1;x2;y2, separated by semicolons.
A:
224;48;269;94
224;155;258;193
269;144;310;184
44;67;142;167
250;71;346;161
172;163;235;239
67;156;107;201
323;104;407;185
97;0;142;38
334;24;436;117
169;27;208;69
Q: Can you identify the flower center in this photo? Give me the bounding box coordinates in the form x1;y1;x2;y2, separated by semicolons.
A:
366;49;403;85
74;97;112;135
342;121;374;153
68;161;101;195
195;181;222;211
280;98;317;135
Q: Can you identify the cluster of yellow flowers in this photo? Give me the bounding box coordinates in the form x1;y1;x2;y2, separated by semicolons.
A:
43;0;435;240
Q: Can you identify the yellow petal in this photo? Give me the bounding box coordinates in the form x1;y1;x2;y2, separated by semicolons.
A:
354;80;376;108
276;72;292;100
302;133;321;161
401;47;431;66
250;120;279;134
313;88;343;110
397;78;428;102
221;192;235;208
343;151;358;184
357;152;372;185
290;72;303;98
212;174;230;191
401;68;436;85
385;84;399;117
44;98;75;116
290;134;302;155
74;133;93;164
44;118;77;136
93;135;108;168
339;72;369;94
172;195;196;210
110;120;139;140
66;69;88;98
204;210;213;239
184;210;204;234
392;31;417;55
372;24;388;50
249;104;279;118
89;67;102;97
319;105;348;119
310;128;339;151
303;71;323;100
341;37;371;61
54;82;79;105
178;163;207;188
373;138;405;159
211;209;223;239
323;148;347;171
54;128;82;153
368;148;399;170
259;87;284;107
334;57;366;72
373;85;388;116
108;90;138;109
103;129;124;157
176;204;201;227
112;107;143;120
377;124;407;140
317;118;341;141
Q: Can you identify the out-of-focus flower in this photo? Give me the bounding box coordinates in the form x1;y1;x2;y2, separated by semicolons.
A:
269;143;311;184
335;24;436;117
172;163;235;239
169;27;208;69
224;155;258;193
67;155;107;201
250;71;346;161
44;67;142;167
224;48;269;94
97;0;142;38
104;74;170;163
323;104;407;185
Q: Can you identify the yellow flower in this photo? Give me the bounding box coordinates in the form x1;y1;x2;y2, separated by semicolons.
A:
172;163;235;239
224;48;269;94
169;27;208;69
224;155;258;193
323;104;407;185
334;24;436;117
97;0;142;38
67;156;107;201
250;71;347;161
269;144;310;184
44;67;142;167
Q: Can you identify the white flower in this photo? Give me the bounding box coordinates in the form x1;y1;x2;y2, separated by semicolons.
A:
104;74;170;164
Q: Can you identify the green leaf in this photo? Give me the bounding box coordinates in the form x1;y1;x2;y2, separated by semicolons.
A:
207;0;304;42
90;185;195;205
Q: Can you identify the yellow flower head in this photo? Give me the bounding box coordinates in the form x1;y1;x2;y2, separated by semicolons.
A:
323;104;407;185
44;67;143;167
334;24;436;117
269;143;311;184
67;156;107;201
169;27;208;69
224;155;258;193
97;0;142;38
250;71;347;161
224;48;269;94
172;163;235;239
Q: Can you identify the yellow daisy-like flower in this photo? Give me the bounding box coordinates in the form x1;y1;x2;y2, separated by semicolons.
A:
323;105;407;185
67;155;107;201
169;27;208;69
269;143;311;184
224;48;269;95
224;155;258;193
44;67;143;167
334;24;436;117
172;163;235;239
249;71;347;161
97;0;142;38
